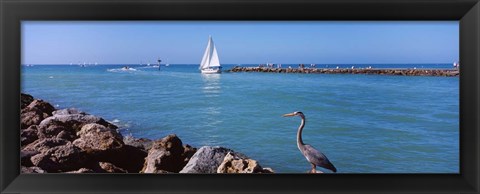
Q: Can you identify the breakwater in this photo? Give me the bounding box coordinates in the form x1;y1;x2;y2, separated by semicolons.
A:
227;66;459;77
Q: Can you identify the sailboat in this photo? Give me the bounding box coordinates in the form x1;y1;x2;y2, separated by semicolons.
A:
199;36;222;74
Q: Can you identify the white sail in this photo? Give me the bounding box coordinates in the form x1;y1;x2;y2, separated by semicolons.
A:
199;36;221;70
199;38;211;70
209;45;220;67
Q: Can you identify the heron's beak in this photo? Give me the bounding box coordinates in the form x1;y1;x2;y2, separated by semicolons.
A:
282;113;295;117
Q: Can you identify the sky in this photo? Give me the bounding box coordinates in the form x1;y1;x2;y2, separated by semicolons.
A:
22;21;459;65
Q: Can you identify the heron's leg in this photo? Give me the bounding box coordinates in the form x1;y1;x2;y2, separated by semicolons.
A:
310;164;316;173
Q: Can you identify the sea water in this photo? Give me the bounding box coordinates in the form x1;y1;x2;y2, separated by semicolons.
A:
21;64;459;173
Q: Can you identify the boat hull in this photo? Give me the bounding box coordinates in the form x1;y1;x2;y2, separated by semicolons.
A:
201;68;222;74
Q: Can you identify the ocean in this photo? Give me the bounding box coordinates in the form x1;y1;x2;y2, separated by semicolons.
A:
21;64;459;173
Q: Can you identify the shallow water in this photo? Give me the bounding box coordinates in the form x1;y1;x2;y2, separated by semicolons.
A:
22;64;459;173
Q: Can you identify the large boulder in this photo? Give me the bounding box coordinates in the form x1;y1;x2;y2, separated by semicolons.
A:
73;124;145;173
37;125;71;139
23;138;69;153
141;134;187;173
21;93;34;109
39;113;117;134
30;143;87;172
26;99;55;116
217;152;273;173
21;125;39;146
180;146;245;173
21;107;50;129
73;123;124;152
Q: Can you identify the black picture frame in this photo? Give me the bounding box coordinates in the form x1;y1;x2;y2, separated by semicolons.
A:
1;0;479;193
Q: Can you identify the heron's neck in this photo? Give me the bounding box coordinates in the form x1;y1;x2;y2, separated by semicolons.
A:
297;115;305;146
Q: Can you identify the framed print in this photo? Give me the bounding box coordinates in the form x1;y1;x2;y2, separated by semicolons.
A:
1;0;479;193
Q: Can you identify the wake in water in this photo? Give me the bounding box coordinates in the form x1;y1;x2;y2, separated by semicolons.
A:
107;67;139;72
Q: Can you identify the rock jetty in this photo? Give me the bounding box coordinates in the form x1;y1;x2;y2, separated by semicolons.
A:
227;66;459;77
20;93;274;173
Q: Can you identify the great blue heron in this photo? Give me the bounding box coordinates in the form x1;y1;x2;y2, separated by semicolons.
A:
283;111;337;173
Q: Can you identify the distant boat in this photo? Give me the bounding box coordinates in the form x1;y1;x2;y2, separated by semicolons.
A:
199;36;222;74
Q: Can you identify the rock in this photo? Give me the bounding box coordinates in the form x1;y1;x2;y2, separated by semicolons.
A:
73;124;146;173
66;168;95;173
21;93;34;109
37;125;70;139
182;144;197;164
73;123;124;152
52;108;86;116
180;146;245;173
30;143;87;172
123;135;153;152
39;113;117;134
55;130;76;141
217;152;269;173
21;125;39;146
141;134;186;173
97;145;147;173
97;162;128;173
261;168;275;173
21;149;39;166
21;166;45;173
23;138;69;153
21;107;50;129
26;99;55;116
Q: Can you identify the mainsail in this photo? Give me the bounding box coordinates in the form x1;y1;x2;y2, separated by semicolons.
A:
199;36;221;70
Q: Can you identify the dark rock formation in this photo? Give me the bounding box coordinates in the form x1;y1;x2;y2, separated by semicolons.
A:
21;107;50;129
30;143;87;172
21;125;39;146
23;137;69;153
27;99;56;116
21;93;34;109
21;149;39;166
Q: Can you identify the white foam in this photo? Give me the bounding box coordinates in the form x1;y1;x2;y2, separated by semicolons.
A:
107;67;138;72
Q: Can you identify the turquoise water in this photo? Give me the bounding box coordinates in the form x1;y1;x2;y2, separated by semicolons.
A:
21;64;459;173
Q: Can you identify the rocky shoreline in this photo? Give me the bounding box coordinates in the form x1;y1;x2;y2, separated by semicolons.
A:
20;93;274;173
226;66;460;77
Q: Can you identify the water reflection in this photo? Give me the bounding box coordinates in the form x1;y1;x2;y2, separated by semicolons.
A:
201;74;221;96
199;74;223;143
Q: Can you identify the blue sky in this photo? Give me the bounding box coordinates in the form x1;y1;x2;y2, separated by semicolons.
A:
22;21;459;64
